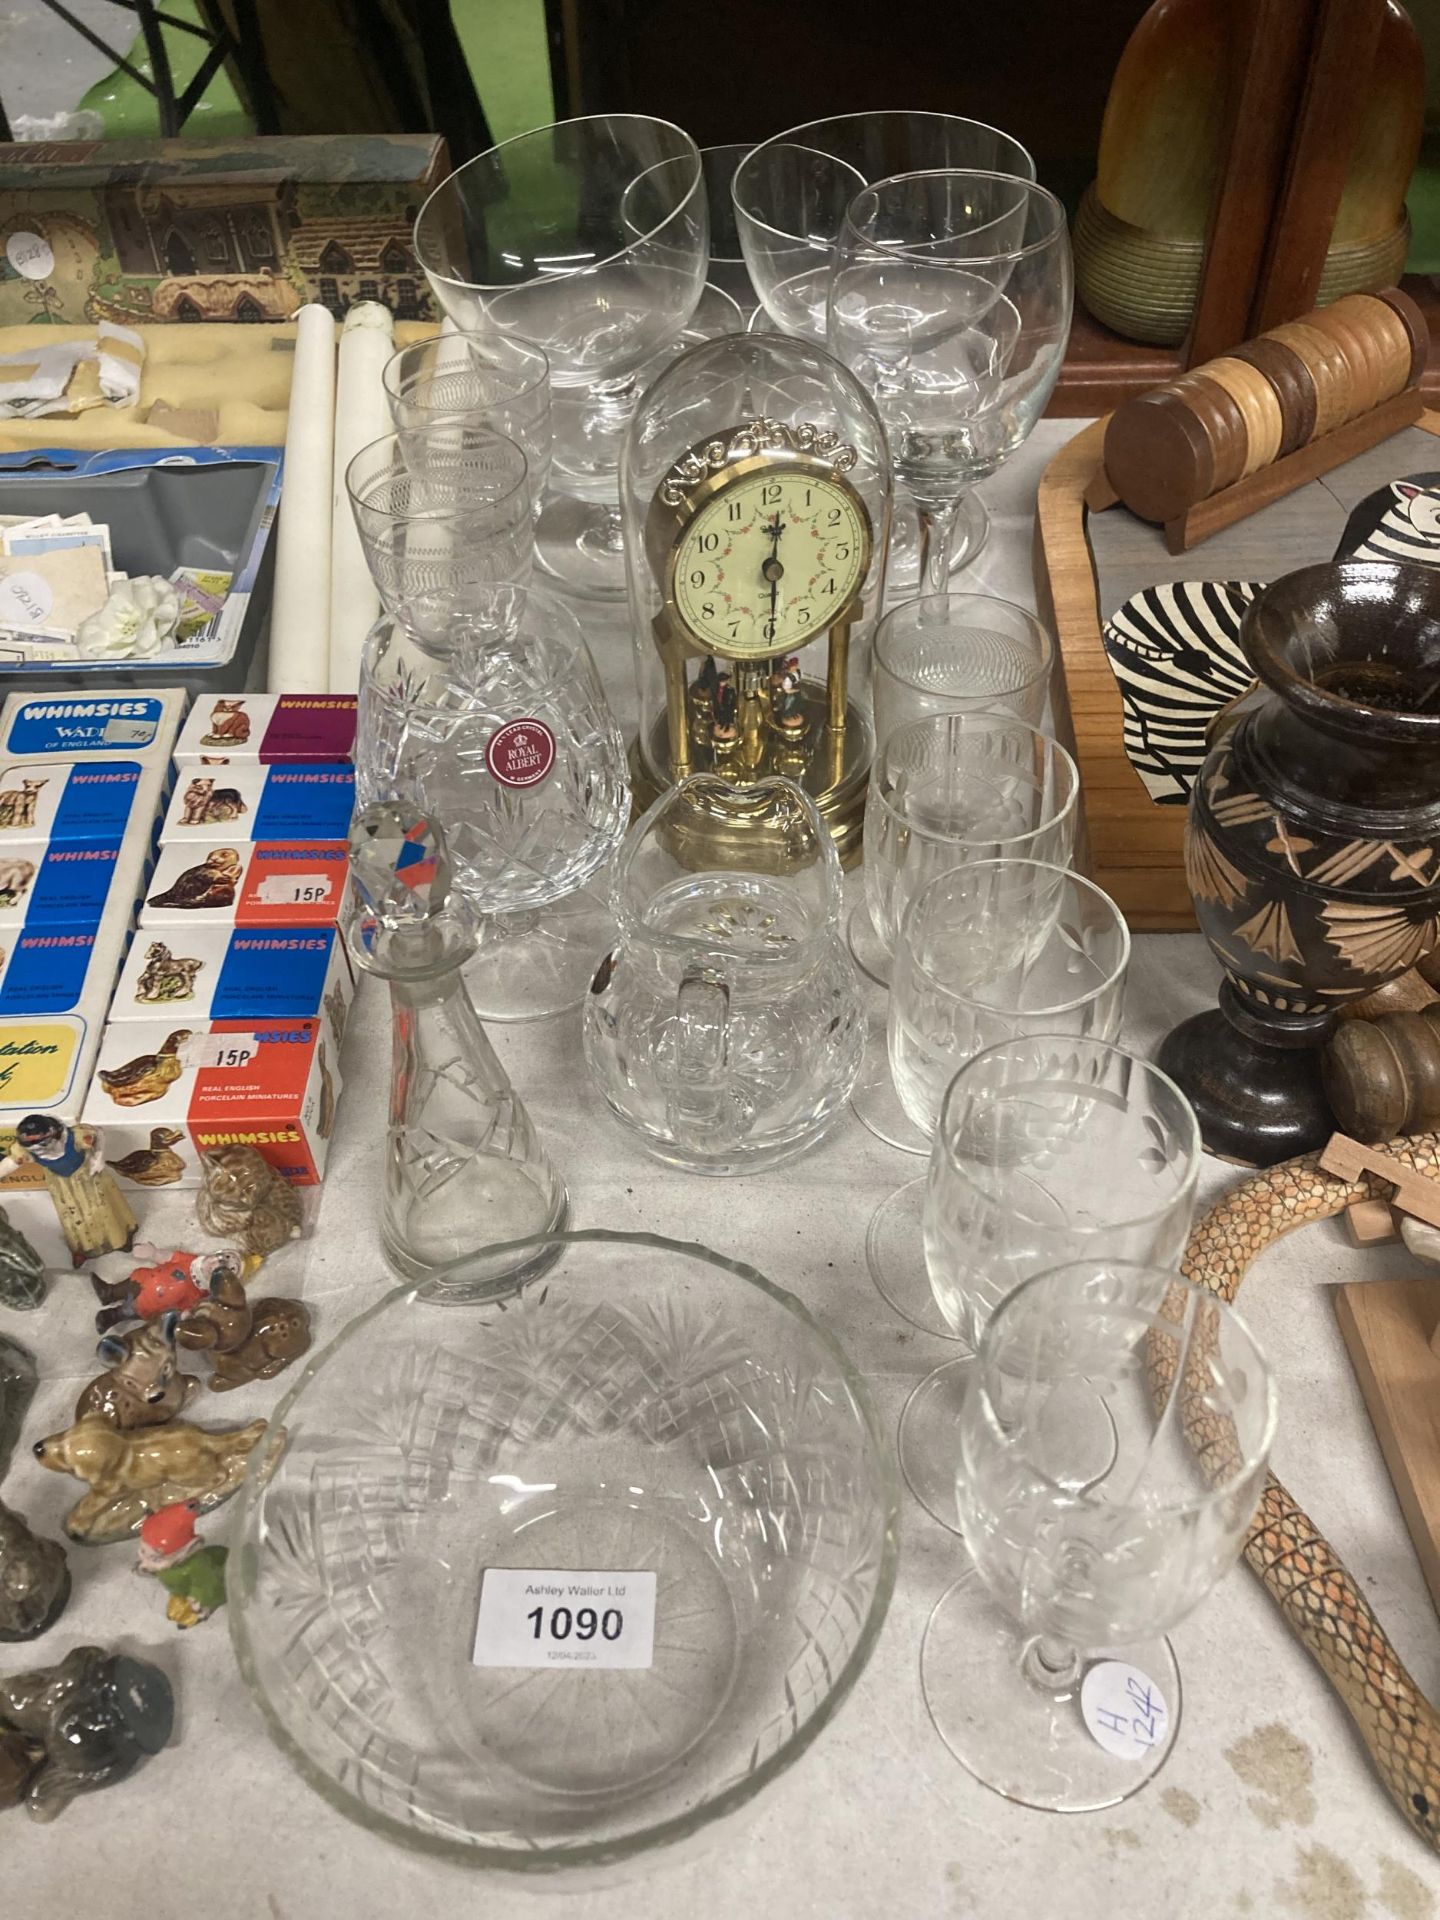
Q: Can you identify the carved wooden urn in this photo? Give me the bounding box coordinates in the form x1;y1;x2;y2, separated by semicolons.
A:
1159;560;1440;1164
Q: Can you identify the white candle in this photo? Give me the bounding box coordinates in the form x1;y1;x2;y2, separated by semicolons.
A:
267;304;336;693
328;301;396;694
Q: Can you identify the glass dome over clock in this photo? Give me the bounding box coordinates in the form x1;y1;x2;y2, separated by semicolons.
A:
620;332;892;866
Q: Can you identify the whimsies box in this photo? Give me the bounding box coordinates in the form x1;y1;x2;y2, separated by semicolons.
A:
0;134;448;328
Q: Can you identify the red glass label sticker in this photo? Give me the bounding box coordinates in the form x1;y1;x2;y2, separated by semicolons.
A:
486;719;556;790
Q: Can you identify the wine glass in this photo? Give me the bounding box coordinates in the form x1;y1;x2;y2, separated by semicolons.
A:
900;1035;1202;1531
867;861;1129;1318
414;115;707;599
699;143;762;319
733;112;1033;577
357;582;631;1022
922;1261;1276;1812
827;169;1072;596
382;333;552;520
872;593;1054;747
345;428;534;644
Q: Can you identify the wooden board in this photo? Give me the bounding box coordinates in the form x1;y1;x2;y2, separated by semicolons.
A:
1335;1275;1440;1617
1034;407;1440;931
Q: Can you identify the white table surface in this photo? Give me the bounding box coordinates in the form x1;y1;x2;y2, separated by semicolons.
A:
6;417;1440;1918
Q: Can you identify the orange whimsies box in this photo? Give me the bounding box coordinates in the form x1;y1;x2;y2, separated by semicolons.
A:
140;840;352;930
82;1013;342;1190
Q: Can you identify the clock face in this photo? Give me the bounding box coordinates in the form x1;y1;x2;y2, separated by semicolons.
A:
669;466;870;658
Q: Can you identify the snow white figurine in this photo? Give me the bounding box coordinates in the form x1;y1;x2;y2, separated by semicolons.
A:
0;1115;137;1267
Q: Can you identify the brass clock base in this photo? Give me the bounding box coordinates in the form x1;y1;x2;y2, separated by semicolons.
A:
629;686;871;869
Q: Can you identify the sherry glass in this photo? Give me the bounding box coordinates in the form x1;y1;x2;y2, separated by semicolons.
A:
357;582;631;1022
414;114;707;599
734;112;1033;576
923;1261;1275;1812
900;1035;1201;1530
827;169;1072;596
872;593;1053;747
345;428;533;644
868;861;1128;1315
382;332;552;520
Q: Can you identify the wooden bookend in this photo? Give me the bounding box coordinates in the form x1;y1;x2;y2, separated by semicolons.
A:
1163;385;1424;552
1335;1276;1440;1616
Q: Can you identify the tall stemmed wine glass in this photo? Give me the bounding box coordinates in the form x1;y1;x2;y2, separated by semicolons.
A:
827;170;1072;596
414;115;707;599
733;112;1033;576
923;1261;1276;1812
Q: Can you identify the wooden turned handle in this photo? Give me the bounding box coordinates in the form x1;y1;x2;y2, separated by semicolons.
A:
1323;1007;1440;1143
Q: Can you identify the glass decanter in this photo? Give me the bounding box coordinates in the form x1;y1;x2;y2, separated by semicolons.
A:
348;801;568;1287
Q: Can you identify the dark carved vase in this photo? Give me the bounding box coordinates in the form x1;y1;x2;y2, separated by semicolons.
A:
1159;561;1440;1165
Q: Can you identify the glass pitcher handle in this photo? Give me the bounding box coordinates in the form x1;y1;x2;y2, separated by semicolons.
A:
664;970;731;1144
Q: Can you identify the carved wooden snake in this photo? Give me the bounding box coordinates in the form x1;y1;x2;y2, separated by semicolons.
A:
1168;1132;1440;1852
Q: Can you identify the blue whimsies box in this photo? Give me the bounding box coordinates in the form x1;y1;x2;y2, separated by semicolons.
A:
0;841;139;929
108;922;354;1024
0;688;184;765
160;761;355;845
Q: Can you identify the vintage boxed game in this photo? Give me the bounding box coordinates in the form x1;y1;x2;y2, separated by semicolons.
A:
83;1012;343;1189
0;134;447;327
109;922;354;1024
160;761;355;845
141;840;352;931
175;692;357;765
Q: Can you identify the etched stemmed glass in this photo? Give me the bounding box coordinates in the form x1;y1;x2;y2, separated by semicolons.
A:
734;112;1033;577
899;1035;1202;1531
414;115;707;599
922;1261;1275;1812
382;333;552;521
866;861;1129;1294
827;170;1072;596
357;582;631;1022
346;427;534;643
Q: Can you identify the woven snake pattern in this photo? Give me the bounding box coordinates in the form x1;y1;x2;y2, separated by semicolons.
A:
1172;1133;1440;1852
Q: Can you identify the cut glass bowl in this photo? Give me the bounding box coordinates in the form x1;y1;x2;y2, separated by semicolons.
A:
229;1230;897;1871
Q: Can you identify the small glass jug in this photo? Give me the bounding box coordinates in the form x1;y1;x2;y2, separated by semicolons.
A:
583;774;865;1173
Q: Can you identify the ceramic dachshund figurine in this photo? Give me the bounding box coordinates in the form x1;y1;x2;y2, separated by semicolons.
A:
135;1501;227;1629
0;1644;173;1821
32;1411;268;1543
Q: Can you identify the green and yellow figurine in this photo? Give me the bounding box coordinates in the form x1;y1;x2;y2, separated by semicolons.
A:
135;1502;227;1629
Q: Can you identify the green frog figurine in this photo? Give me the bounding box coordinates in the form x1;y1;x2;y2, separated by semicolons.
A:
135;1501;227;1629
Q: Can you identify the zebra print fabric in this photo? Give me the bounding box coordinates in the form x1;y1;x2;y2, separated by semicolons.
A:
1101;580;1260;804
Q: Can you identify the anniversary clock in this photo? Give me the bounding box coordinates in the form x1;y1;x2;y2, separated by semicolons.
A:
622;334;892;864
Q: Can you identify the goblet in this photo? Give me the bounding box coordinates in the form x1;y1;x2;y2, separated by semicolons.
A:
898;1036;1202;1531
855;711;1078;990
734;112;1033;576
922;1261;1275;1812
699;143;762;318
382;332;552;519
827;170;1072;595
872;593;1054;747
356;582;631;1022
345;428;533;644
414;115;707;598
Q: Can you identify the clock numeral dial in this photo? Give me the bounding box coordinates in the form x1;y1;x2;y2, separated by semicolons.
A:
670;467;869;658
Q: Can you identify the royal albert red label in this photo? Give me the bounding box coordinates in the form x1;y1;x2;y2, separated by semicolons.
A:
485;719;556;790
